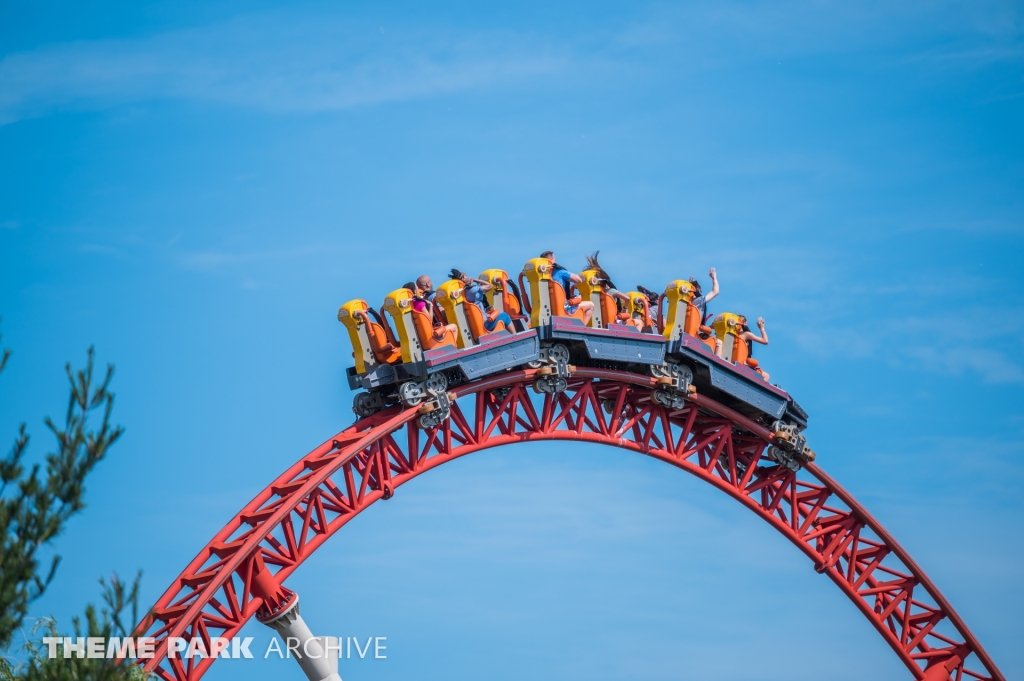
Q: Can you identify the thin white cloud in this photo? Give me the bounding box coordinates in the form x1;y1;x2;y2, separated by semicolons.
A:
0;14;569;125
178;244;327;270
611;0;1023;65
2;2;1020;126
79;242;125;257
904;344;1024;384
707;153;849;180
794;313;1024;384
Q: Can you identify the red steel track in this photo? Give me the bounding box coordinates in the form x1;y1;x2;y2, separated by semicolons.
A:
134;368;1004;681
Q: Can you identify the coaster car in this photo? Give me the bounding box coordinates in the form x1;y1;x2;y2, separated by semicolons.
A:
340;285;539;419
339;259;808;435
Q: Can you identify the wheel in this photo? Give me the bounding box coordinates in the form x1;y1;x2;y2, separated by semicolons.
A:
546;344;570;364
652;388;686;410
398;381;427;407
425;372;448;396
533;376;555;394
652;388;680;408
418;410;446;429
353;392;384;417
534;375;566;394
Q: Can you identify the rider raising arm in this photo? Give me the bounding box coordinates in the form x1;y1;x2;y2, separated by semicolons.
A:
691;267;719;323
738;316;768;346
737;316;770;381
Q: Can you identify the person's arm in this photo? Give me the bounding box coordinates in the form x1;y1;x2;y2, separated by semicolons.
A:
741;318;769;345
471;278;494;292
569;272;583;284
704;267;720;303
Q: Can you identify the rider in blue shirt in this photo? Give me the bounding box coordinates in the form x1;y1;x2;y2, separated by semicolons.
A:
449;269;513;332
540;251;594;325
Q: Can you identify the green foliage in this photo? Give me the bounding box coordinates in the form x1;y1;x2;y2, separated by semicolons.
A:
1;573;152;681
0;321;144;681
0;328;125;650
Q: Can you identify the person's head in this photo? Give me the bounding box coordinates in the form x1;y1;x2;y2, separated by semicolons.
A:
403;281;422;296
737;315;749;331
448;268;470;284
689;277;703;296
416;275;433;292
540;250;555;263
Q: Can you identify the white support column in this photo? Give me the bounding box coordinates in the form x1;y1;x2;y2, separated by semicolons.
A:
260;596;341;681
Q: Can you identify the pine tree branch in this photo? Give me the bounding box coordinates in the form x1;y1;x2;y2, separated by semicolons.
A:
0;340;124;651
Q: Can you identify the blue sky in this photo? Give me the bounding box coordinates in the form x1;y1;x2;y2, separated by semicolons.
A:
1;1;1022;679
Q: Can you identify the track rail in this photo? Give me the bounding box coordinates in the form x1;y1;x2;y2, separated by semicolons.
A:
133;368;1003;681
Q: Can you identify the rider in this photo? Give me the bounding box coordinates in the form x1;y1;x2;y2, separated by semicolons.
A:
403;282;429;314
540;250;594;326
449;269;514;332
416;274;437;303
404;282;459;339
691;267;720;324
585;251;629;307
635;285;661;327
736;315;770;381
